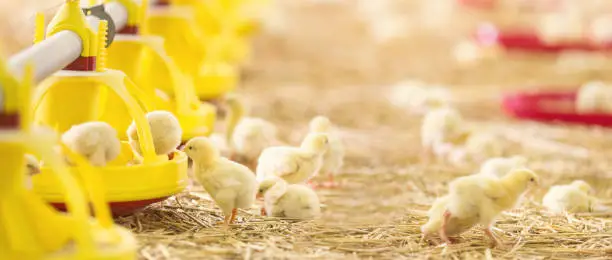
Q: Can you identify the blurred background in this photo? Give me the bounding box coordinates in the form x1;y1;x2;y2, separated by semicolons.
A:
4;0;612;88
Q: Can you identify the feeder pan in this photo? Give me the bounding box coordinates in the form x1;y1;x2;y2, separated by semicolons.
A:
474;23;612;53
0;54;136;258
107;34;216;140
32;69;189;216
502;90;612;127
144;6;238;100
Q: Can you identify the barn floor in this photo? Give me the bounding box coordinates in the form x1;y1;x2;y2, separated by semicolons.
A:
6;1;612;259
110;2;612;259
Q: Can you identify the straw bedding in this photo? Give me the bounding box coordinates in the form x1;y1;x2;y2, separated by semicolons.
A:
5;1;612;259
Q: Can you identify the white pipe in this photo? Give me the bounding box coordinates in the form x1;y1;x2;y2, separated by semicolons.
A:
7;2;128;83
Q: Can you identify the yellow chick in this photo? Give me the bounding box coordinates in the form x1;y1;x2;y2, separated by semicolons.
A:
589;15;612;45
453;39;501;66
538;12;585;44
127;110;182;159
257;178;321;219
575;81;612;114
24;154;41;189
183;137;257;226
421;195;478;243
225;96;279;168
478;156;527;178
308;116;344;188
210;95;279;169
256;133;329;185
542;180;601;214
421;107;470;160
387;80;451;114
61;121;121;167
462;132;505;162
425;168;538;245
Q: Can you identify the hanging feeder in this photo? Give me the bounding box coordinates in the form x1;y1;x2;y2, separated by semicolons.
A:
105;0;215;140
30;1;188;216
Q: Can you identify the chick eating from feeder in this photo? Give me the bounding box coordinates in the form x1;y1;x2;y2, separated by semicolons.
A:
61;121;122;167
127;110;182;161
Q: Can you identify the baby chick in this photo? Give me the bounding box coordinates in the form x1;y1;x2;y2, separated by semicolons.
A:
422;168;538;246
589;15;612;45
256;133;329;186
308;116;344;188
61;121;121;167
537;12;584;44
387;80;451;114
478;156;527;178
183;137;257;226
421;195;478;244
421;107;470;161
462;132;505;162
127;110;182;160
542;180;601;214
575;81;612;114
257;178;321;219
225;95;279;169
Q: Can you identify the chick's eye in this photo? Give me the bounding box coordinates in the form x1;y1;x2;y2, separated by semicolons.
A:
188;147;193;150
529;178;535;182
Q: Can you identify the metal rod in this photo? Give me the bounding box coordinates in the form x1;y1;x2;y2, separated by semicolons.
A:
6;2;128;83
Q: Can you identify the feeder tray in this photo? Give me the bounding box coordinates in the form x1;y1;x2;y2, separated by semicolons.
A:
32;69;189;216
144;6;238;100
502;90;612;127
474;23;612;53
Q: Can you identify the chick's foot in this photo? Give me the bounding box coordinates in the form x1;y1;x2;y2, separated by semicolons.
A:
439;210;453;244
484;227;502;247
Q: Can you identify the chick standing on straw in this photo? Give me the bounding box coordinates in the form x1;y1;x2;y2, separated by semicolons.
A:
421;168;538;246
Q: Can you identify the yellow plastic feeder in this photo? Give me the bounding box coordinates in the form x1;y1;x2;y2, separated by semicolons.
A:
167;0;254;64
144;3;238;100
0;50;136;259
105;0;215;139
32;69;189;216
31;2;189;216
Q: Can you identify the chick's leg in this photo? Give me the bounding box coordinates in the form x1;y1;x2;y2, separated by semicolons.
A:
307;180;319;189
229;208;238;224
484;226;501;247
318;173;338;189
421;146;434;164
327;174;337;188
217;214;232;226
439;210;453;244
